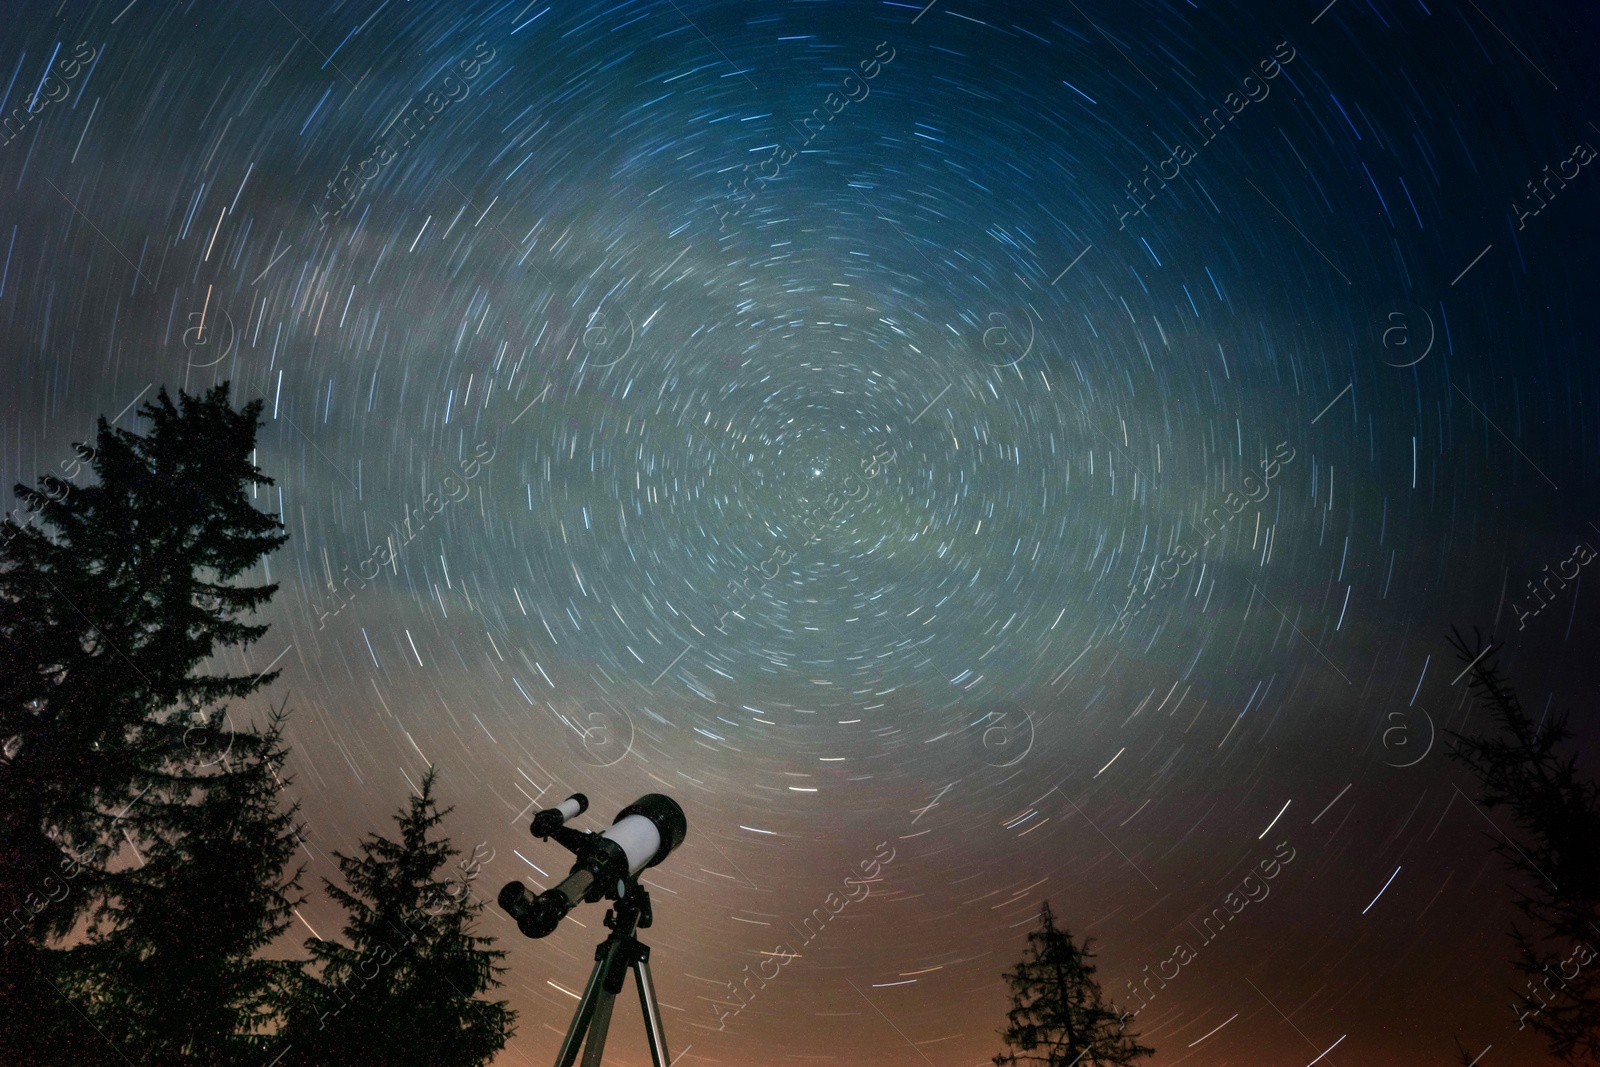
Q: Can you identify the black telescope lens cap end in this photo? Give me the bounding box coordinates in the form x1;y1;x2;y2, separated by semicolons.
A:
616;793;688;867
523;892;568;938
499;881;529;911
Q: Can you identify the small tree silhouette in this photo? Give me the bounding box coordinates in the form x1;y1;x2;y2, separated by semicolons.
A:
279;768;514;1067
1447;627;1600;1065
995;901;1153;1067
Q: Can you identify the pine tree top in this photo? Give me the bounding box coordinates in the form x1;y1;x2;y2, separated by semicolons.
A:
995;900;1154;1067
282;768;515;1066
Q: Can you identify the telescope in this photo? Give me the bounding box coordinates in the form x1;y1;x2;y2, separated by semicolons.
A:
499;793;687;939
500;792;688;1067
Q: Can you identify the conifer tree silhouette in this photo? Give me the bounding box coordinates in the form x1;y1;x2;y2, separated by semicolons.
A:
994;901;1153;1067
0;384;285;1065
278;768;514;1067
58;705;307;1065
1447;627;1600;1065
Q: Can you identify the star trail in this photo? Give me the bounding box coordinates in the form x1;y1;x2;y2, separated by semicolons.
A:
3;0;1599;1064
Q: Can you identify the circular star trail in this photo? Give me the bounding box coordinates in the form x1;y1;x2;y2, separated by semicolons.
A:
3;1;1598;1065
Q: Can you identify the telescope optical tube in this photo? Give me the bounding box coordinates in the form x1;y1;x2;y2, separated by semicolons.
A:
500;794;687;938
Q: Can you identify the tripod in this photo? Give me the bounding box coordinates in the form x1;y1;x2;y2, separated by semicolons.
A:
554;879;672;1067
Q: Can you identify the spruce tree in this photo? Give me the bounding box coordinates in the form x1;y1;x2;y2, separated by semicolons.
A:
0;383;286;1064
277;768;514;1067
1446;627;1600;1065
57;704;307;1066
994;901;1153;1067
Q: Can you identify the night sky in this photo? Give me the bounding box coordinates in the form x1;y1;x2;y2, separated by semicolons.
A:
3;0;1600;1064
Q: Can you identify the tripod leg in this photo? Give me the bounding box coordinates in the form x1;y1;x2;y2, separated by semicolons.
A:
633;953;673;1067
579;988;618;1067
556;939;625;1067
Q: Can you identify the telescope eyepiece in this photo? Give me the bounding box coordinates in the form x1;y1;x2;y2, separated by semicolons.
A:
498;881;527;913
499;880;573;939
